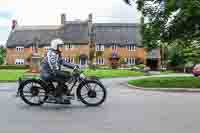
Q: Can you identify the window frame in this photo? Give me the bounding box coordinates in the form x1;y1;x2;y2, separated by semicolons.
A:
127;44;136;51
44;46;50;51
65;44;74;50
16;46;24;52
15;59;25;65
126;57;135;65
96;58;104;65
96;44;104;51
112;44;118;51
65;57;74;63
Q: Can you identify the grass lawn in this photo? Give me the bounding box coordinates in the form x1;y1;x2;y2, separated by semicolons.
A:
128;76;200;88
0;69;28;81
0;69;144;81
84;69;144;78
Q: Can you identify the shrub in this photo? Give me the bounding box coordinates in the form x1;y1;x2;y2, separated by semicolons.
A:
136;64;146;69
0;65;30;69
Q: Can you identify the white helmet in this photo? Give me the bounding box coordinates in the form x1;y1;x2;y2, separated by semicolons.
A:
50;38;64;50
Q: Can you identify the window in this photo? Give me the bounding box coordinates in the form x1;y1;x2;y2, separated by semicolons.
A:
65;44;74;49
126;57;135;65
15;59;24;65
96;44;104;51
96;58;104;65
127;44;136;51
44;46;50;51
112;44;117;51
16;47;24;52
65;57;74;63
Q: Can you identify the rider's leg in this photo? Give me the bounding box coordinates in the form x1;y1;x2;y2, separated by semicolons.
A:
54;70;71;93
53;71;72;104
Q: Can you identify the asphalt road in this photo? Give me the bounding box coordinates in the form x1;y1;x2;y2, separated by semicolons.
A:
0;75;200;133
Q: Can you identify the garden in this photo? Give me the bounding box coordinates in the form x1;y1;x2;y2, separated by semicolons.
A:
128;76;200;89
0;64;146;82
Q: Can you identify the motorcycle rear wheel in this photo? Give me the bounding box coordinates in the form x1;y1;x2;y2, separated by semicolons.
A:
19;80;48;106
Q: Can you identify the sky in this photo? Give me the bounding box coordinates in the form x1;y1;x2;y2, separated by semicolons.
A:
0;0;141;45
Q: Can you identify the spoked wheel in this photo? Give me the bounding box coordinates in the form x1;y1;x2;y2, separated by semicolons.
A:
19;80;48;106
77;80;107;106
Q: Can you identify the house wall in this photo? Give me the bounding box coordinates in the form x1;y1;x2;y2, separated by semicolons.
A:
6;44;90;65
6;45;146;66
61;44;89;57
96;47;145;66
6;48;32;65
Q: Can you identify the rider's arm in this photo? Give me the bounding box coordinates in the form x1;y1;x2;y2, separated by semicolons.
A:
59;58;77;69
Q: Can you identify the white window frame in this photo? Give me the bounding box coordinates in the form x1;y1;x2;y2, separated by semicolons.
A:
112;44;118;51
16;47;24;52
96;58;104;65
127;44;136;51
127;57;135;65
133;45;136;51
15;59;24;65
65;57;74;63
65;44;74;50
44;46;50;51
96;44;104;51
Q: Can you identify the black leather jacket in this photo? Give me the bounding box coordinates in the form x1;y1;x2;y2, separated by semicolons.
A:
40;49;76;80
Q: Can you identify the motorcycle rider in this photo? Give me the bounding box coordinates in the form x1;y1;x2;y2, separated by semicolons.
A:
40;38;79;103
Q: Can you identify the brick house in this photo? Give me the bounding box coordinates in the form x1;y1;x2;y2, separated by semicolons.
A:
6;14;160;69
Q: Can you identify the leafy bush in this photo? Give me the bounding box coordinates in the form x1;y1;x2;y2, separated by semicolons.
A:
135;64;146;69
131;66;140;70
0;65;30;69
0;47;6;65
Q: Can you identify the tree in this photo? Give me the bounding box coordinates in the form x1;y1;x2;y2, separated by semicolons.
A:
0;46;6;65
124;0;200;45
168;39;200;69
124;0;200;68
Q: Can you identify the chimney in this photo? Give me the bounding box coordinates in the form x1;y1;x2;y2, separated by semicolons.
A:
12;20;18;30
88;13;93;44
61;13;66;25
88;13;93;22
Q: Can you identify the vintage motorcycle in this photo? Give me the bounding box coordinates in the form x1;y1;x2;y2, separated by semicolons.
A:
18;68;107;106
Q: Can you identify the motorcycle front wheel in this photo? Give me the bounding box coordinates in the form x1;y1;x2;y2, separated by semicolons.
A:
77;80;107;106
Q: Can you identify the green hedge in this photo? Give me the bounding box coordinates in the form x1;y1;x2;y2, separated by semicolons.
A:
0;65;30;69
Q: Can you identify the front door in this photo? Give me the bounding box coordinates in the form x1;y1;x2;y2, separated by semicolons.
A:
80;58;87;66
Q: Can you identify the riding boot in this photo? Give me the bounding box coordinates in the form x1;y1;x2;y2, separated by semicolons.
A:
55;82;71;104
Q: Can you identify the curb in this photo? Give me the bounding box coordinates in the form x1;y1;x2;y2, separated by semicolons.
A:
127;83;200;93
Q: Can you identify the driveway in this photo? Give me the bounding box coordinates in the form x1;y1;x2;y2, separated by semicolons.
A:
0;74;200;133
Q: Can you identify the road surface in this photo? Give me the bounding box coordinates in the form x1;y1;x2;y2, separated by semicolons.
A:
0;76;200;133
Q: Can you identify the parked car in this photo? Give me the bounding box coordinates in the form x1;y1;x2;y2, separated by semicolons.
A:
192;64;200;77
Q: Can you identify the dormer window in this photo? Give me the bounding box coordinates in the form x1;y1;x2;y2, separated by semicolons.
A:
16;46;24;52
127;44;136;51
96;44;104;51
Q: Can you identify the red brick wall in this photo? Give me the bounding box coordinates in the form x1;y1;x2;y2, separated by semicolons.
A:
6;48;32;65
97;47;145;65
6;45;146;66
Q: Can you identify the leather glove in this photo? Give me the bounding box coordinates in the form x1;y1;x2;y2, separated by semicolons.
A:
74;65;80;70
